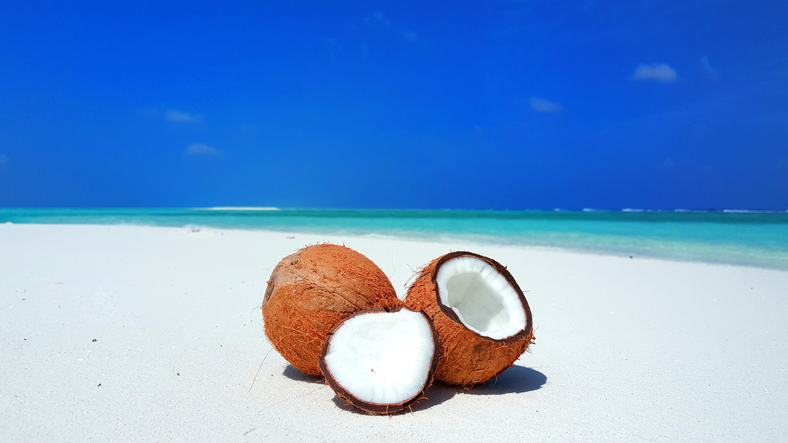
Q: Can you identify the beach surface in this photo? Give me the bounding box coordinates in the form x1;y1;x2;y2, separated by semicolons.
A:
1;223;787;442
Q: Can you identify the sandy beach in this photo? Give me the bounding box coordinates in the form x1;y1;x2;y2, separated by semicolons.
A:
1;223;787;442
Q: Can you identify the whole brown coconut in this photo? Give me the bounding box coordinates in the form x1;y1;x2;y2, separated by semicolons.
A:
262;244;402;377
405;251;534;388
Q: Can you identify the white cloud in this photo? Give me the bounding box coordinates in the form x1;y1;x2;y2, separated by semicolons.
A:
166;109;201;123
530;97;563;113
185;143;222;156
631;63;677;82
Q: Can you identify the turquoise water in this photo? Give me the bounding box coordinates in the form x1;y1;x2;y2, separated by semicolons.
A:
2;208;788;270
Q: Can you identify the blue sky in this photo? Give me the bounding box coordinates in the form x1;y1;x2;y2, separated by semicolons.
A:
1;1;787;210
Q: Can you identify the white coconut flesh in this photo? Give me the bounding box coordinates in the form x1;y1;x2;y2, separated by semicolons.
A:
323;309;435;406
436;256;526;340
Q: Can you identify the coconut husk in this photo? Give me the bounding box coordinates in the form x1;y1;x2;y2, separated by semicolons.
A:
405;251;534;388
262;244;402;377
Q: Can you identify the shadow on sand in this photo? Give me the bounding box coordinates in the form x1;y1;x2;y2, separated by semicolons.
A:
465;365;547;395
329;365;547;415
282;365;322;383
283;363;546;415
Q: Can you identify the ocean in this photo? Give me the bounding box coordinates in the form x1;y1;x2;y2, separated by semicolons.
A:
2;208;787;270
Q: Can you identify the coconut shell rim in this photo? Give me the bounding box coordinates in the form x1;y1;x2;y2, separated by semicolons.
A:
429;251;533;344
318;306;440;415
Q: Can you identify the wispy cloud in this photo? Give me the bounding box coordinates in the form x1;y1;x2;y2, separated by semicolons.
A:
364;12;392;28
185;143;222;156
402;28;418;43
631;64;677;82
530;97;563;113
139;107;161;116
658;157;696;169
363;12;420;44
659;157;677;169
701;56;718;80
166;109;201;123
322;37;342;57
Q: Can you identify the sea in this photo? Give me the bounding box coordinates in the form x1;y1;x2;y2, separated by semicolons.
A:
2;207;787;271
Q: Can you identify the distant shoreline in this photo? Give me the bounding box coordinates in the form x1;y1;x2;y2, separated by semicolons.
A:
197;206;280;211
1;207;786;270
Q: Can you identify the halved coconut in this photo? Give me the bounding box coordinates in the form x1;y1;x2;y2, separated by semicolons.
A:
319;307;439;415
262;244;402;377
405;251;534;387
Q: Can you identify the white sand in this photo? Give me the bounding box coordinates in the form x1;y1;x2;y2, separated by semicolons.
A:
1;224;787;441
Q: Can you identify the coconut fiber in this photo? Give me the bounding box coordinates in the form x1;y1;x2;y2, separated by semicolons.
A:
262;244;402;376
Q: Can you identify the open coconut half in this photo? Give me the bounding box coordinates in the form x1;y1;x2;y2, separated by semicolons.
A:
262;244;402;377
319;307;438;415
405;251;534;387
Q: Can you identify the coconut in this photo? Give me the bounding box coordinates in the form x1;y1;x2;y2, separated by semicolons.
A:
262;244;402;377
319;307;439;415
404;251;534;387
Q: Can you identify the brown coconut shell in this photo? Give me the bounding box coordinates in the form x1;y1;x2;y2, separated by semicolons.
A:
262;244;402;377
404;251;534;388
319;307;439;415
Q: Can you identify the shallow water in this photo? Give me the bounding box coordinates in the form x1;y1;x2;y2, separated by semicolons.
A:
2;208;787;270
